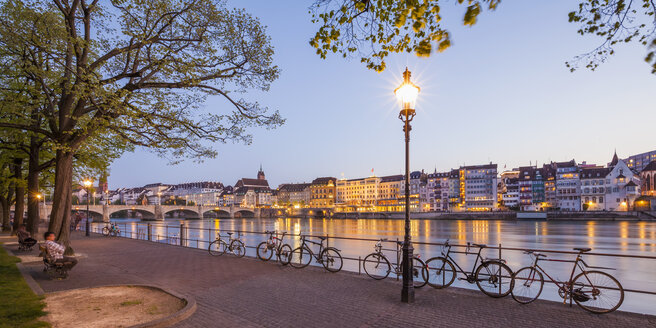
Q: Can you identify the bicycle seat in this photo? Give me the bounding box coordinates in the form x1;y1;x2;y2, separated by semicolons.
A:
574;247;591;253
227;232;233;236
534;253;547;258
472;243;486;248
397;241;404;246
318;236;326;241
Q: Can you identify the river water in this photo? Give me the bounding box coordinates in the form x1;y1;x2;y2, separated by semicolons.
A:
93;218;656;315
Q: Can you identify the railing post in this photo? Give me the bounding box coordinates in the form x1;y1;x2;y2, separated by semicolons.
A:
147;223;152;241
180;223;184;246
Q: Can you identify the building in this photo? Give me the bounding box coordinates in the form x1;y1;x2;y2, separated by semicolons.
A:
233;166;272;207
401;171;430;212
310;177;336;208
336;176;380;211
448;169;462;210
605;154;641;211
640;161;656;197
518;166;546;211
580;167;609;211
501;177;519;210
460;164;498;211
428;172;450;211
276;183;311;207
376;175;405;212
624;149;656;172
543;165;557;210
555;160;581;211
171;181;224;197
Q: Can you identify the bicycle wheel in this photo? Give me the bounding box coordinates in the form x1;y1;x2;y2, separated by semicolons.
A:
230;240;246;258
208;239;227;256
102;227;110;236
511;266;544;304
320;247;343;273
475;261;513;298
289;246;312;268
257;241;273;261
277;244;292;265
425;257;456;289
363;253;391;280
572;270;624;314
411;257;428;288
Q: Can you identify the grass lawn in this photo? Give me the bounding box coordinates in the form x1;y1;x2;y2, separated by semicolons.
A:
0;244;49;328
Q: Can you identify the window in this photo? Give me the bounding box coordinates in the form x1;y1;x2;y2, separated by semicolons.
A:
599;197;603;203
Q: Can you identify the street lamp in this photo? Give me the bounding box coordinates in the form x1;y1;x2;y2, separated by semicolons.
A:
394;67;420;303
83;179;93;236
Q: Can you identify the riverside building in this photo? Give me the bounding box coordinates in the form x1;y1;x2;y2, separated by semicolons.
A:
309;177;336;208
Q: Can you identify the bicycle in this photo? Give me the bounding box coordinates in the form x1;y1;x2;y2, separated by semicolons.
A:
424;240;513;298
101;223;120;237
256;230;292;264
511;247;624;314
288;235;343;272
362;238;428;288
208;231;246;257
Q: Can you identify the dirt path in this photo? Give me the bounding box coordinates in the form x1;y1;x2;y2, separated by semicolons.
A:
44;286;185;328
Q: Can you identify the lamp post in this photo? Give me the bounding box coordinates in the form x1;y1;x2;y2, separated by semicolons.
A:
83;179;93;236
394;67;420;303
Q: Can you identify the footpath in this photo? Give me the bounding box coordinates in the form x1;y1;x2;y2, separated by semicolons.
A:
6;231;656;328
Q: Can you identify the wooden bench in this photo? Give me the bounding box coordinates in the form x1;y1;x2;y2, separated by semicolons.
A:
39;245;72;279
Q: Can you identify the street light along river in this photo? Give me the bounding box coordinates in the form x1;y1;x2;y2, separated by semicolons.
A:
96;218;656;315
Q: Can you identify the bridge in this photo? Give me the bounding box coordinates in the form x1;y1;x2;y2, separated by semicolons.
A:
24;204;261;222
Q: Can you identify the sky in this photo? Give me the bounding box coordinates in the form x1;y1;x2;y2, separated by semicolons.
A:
108;0;656;189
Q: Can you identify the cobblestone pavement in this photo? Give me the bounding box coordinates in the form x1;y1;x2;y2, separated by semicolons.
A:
11;232;656;328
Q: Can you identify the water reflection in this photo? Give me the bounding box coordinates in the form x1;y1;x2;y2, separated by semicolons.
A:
95;218;656;315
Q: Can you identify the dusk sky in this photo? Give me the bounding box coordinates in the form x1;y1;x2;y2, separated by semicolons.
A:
109;0;656;189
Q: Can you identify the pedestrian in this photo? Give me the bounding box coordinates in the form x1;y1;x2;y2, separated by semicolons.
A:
16;224;37;248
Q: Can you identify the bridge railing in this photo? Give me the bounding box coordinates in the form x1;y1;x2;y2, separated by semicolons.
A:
84;221;656;301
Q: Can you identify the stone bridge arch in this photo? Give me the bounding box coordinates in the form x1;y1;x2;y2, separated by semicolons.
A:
107;207;156;220
233;209;255;218
163;208;201;219
202;209;231;218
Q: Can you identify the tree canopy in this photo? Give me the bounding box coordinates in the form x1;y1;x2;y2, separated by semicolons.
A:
309;0;656;74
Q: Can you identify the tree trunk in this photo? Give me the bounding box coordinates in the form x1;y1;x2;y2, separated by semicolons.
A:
48;150;74;253
26;138;40;236
0;196;6;231
12;158;25;233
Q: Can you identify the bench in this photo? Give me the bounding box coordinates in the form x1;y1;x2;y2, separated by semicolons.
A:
39;245;73;279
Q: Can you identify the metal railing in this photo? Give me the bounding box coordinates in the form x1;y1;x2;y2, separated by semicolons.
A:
84;221;656;298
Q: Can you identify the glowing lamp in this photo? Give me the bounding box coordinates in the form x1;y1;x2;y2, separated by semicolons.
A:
395;68;420;113
83;179;92;188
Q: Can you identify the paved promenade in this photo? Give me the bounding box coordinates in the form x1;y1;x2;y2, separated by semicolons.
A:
8;232;656;328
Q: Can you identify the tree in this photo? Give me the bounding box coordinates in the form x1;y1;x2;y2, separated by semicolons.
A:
309;0;501;71
0;0;283;250
567;0;656;74
310;1;656;74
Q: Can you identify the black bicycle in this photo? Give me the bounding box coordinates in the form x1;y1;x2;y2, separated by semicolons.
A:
288;235;343;272
511;247;624;314
362;238;428;288
256;230;292;264
424;240;513;298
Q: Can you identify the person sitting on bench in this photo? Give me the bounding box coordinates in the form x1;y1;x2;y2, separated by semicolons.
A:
43;231;78;269
17;224;37;248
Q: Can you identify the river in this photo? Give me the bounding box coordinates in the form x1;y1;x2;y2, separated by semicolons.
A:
92;218;656;315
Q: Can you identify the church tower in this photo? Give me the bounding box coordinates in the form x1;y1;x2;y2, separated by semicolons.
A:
257;164;265;180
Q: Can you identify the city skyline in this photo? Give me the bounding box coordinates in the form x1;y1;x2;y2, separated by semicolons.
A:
108;0;656;188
